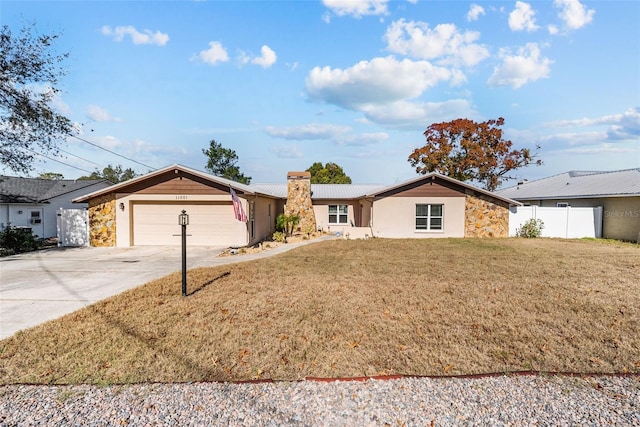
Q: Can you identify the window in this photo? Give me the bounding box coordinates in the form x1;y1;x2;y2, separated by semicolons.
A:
329;204;348;224
416;204;443;231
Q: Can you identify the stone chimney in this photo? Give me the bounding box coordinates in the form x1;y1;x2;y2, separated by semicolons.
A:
285;171;317;233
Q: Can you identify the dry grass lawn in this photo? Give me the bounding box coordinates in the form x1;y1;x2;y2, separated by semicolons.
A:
1;238;639;385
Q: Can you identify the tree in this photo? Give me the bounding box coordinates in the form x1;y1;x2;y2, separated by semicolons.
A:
0;23;73;173
306;162;352;184
38;172;64;180
78;164;138;184
203;139;251;184
408;117;541;191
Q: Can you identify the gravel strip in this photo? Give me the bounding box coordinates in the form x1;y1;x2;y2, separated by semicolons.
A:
1;375;639;426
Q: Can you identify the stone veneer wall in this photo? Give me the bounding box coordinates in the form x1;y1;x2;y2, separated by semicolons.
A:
464;193;509;238
88;193;116;247
285;172;317;233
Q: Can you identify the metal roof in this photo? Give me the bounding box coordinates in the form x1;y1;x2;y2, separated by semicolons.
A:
68;164;521;206
496;168;640;200
0;176;110;204
251;183;386;200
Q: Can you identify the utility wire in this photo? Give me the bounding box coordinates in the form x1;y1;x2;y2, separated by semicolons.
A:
69;134;156;170
57;147;100;167
26;148;95;175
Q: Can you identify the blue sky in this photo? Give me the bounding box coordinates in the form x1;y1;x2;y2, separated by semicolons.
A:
2;0;639;187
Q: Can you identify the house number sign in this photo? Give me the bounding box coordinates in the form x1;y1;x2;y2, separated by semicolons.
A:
176;195;188;200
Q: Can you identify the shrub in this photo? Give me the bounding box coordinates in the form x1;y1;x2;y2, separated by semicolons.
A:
516;218;544;238
0;226;40;255
275;213;300;236
272;231;286;243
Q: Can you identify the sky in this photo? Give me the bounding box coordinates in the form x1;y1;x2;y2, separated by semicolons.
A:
2;0;639;188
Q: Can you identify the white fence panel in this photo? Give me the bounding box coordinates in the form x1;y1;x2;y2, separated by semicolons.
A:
57;208;89;247
509;206;602;238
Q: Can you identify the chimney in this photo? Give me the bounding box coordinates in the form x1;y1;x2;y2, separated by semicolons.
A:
285;171;317;233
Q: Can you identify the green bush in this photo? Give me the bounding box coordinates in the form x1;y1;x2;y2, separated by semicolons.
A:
272;231;286;243
275;213;300;236
516;218;544;238
0;226;40;255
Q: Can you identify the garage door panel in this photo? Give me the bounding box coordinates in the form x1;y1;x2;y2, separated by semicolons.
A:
132;203;243;246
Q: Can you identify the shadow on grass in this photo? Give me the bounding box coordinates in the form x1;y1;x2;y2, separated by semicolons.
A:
187;271;230;297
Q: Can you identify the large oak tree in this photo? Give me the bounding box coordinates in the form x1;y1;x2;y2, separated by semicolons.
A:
1;23;73;173
408;117;541;191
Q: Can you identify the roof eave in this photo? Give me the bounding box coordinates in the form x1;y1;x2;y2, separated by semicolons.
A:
73;164;256;203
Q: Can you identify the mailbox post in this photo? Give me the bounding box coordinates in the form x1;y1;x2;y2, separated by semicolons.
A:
178;210;189;296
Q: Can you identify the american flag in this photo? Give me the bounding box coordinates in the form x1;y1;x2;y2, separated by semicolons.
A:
230;188;247;222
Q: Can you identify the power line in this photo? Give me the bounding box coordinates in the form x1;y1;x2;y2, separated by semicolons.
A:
26;148;95;175
69;134;156;170
57;147;100;167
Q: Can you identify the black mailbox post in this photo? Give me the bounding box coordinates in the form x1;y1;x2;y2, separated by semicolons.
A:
178;210;189;296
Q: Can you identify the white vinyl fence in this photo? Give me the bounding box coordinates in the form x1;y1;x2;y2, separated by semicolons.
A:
57;208;89;247
509;206;603;238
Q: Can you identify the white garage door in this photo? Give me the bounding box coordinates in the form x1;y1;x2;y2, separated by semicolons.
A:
132;203;241;246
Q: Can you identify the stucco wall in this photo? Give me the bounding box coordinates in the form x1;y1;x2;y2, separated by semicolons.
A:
88;193;116;247
464;194;510;238
372;196;466;238
603;197;640;242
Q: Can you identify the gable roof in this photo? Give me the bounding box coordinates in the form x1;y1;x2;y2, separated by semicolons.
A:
367;173;522;206
496;168;640;200
0;176;111;204
73;164;259;203
71;163;521;206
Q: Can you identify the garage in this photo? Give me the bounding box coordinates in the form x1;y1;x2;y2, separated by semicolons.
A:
132;202;239;246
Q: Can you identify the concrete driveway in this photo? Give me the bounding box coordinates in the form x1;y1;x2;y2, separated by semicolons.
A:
0;245;228;340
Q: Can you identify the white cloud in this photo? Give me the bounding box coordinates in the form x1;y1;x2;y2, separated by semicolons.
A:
193;41;229;65
101;25;169;46
270;145;304;159
251;45;277;68
467;4;485;22
548;25;559;35
265;123;351;140
384;19;490;67
546;107;640;140
487;43;552;88
360;99;480;130
335;132;389;146
554;0;595;30
86;105;119;122
306;56;453;110
322;0;388;18
509;2;540;32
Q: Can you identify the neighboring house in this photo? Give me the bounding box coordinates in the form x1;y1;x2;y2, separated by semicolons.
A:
74;164;520;248
0;176;112;238
497;169;640;242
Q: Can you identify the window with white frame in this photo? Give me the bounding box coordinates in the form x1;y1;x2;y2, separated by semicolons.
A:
328;204;348;224
415;204;443;231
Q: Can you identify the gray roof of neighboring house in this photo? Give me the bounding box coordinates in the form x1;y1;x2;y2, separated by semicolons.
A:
496;168;640;200
251;183;386;200
0;176;111;204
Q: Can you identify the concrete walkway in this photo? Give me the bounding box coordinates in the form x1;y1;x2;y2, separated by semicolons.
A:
0;235;335;340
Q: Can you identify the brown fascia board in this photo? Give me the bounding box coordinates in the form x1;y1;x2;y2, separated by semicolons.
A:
367;173;522;206
72;164;256;203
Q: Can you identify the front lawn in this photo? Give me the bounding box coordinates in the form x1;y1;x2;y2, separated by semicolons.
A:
1;238;638;384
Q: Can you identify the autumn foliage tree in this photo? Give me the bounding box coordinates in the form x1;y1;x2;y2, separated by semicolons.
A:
408;117;541;191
